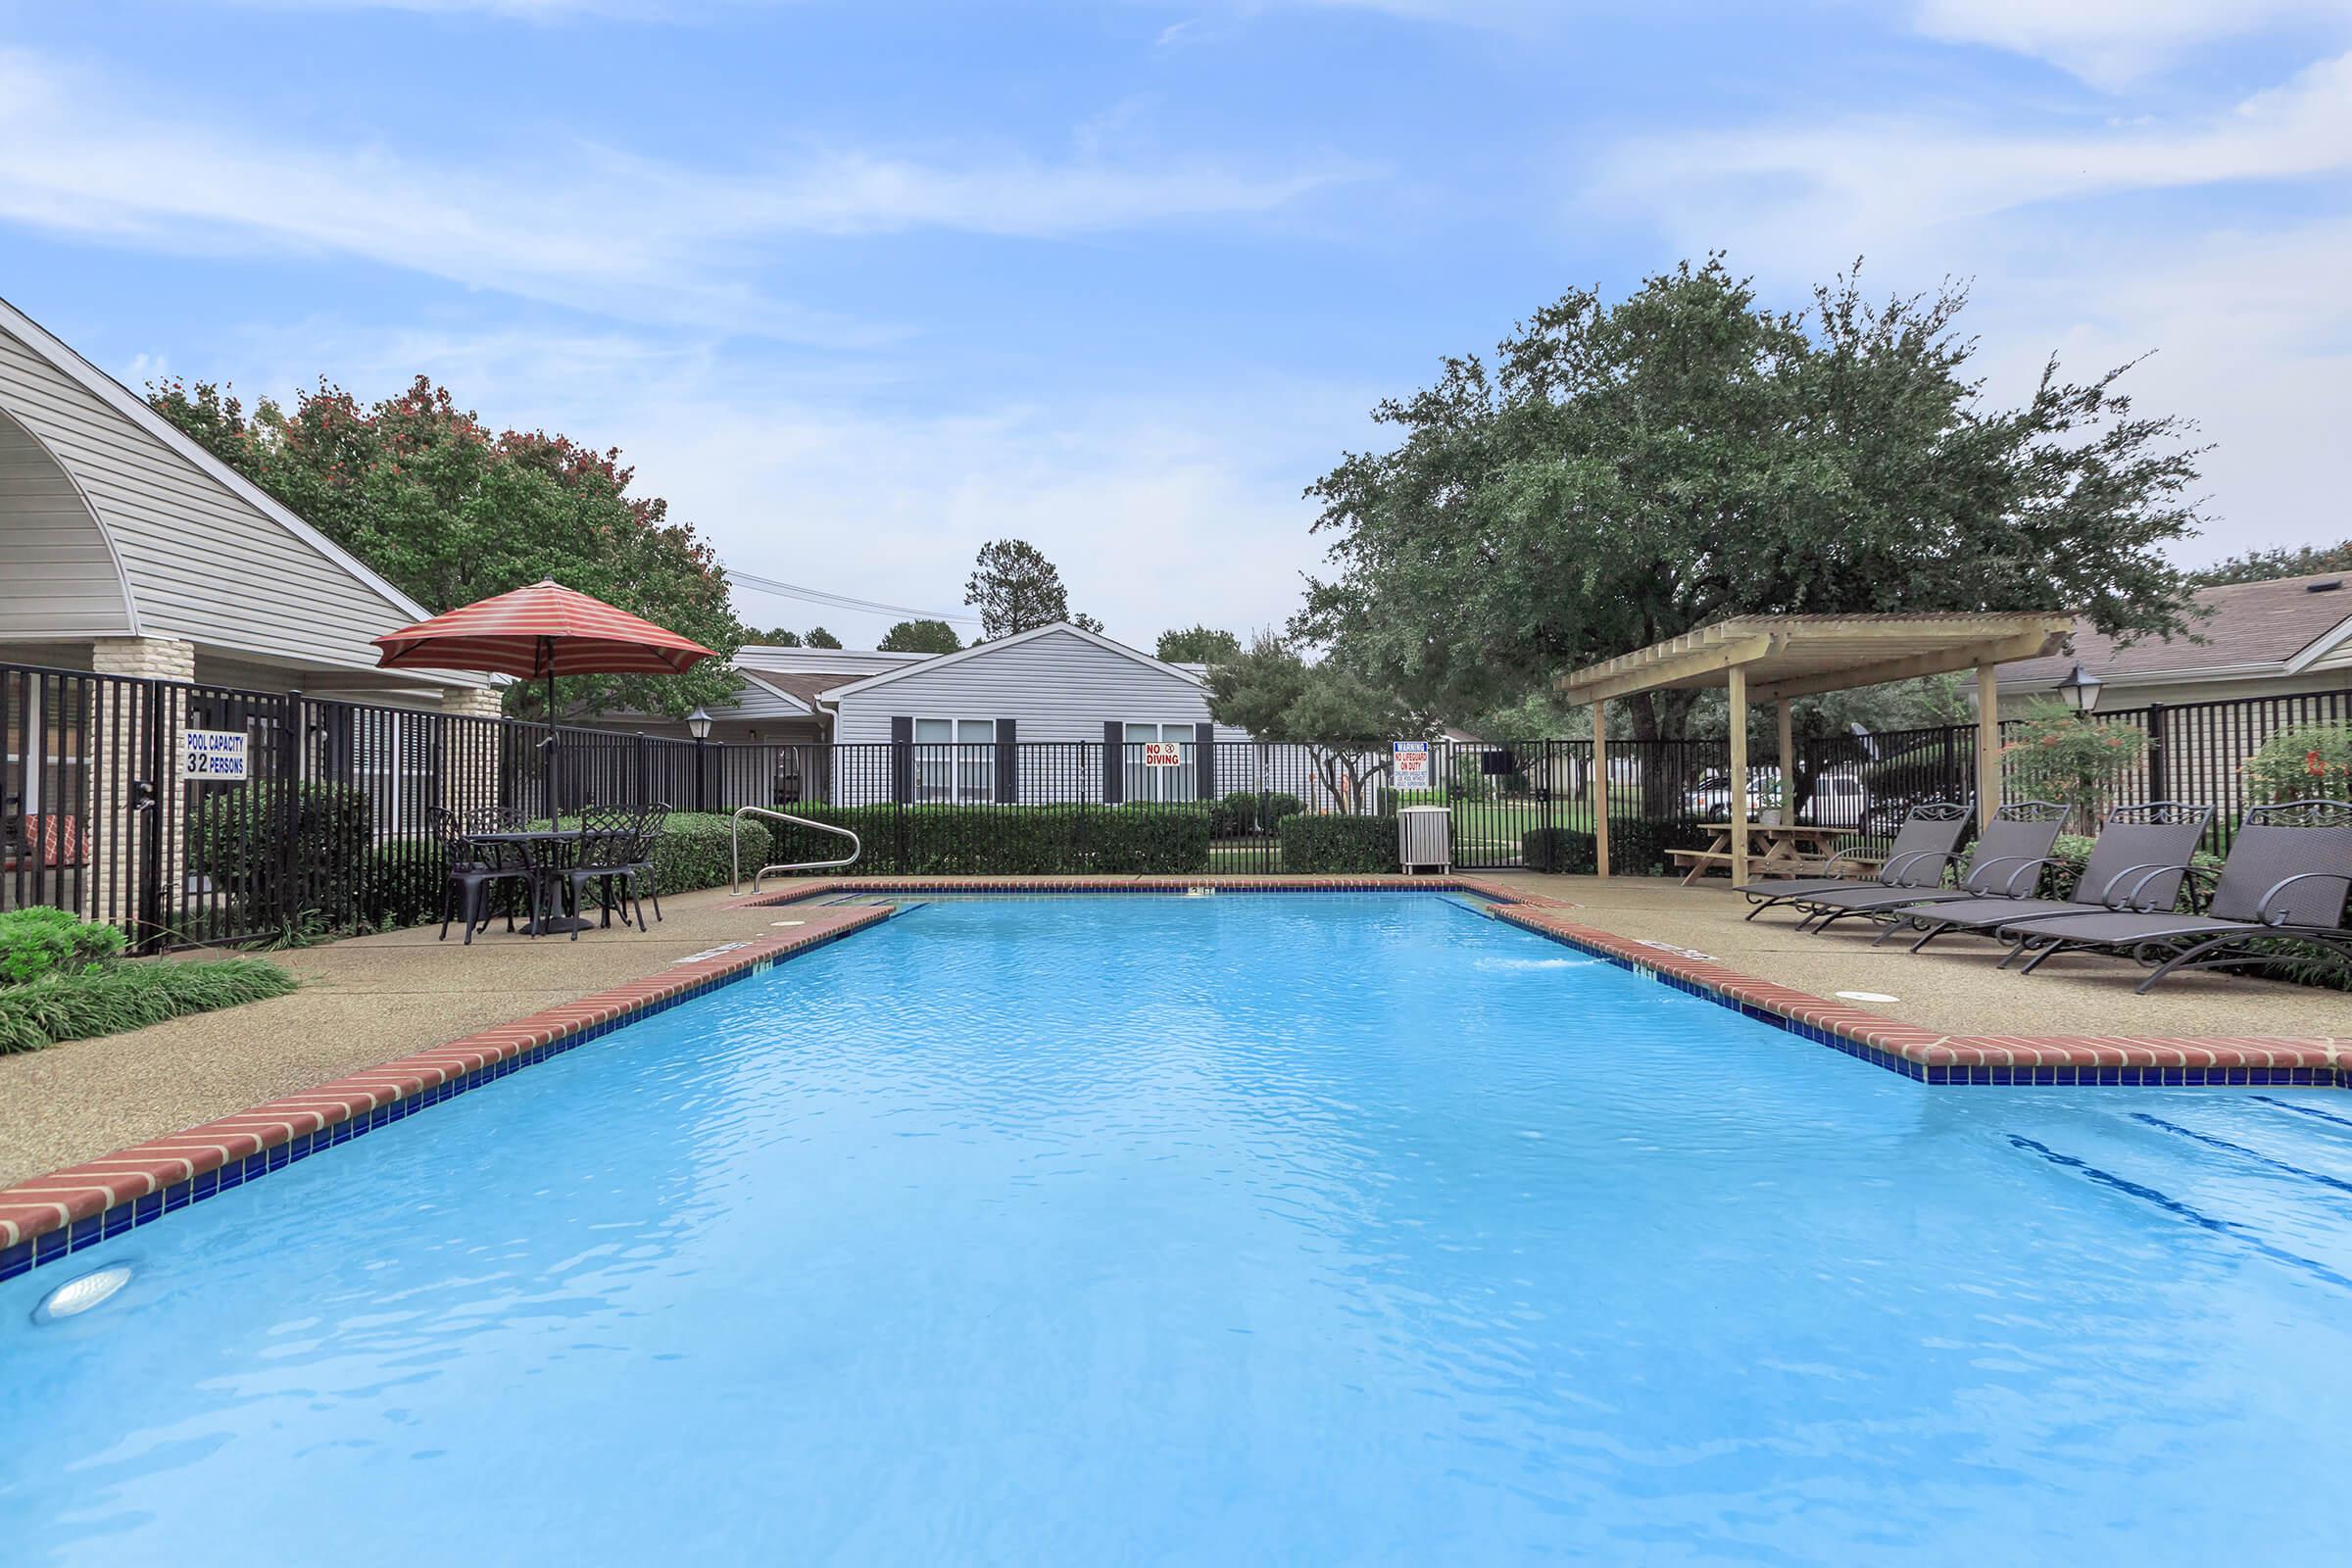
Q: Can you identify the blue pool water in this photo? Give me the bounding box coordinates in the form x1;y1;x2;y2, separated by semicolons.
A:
7;894;2352;1563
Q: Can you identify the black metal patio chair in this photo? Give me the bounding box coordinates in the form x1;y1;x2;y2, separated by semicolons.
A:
1989;801;2352;992
1785;800;2071;935
431;807;533;946
623;803;670;925
1737;799;1974;921
554;805;654;940
1877;803;2215;955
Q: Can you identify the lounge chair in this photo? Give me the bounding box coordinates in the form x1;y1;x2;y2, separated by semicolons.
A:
1877;803;2214;954
1737;799;1973;922
1990;800;2352;992
1784;800;2070;935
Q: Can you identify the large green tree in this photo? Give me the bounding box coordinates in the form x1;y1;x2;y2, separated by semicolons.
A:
2190;539;2352;585
879;618;963;654
1298;260;2206;741
1206;635;1414;812
151;376;743;719
1155;624;1243;663
963;539;1102;639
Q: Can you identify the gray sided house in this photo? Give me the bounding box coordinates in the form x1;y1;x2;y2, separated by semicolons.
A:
679;624;1369;812
823;622;1251;807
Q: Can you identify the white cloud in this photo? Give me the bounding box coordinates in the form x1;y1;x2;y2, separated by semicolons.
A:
0;47;1363;338
1590;49;2352;562
1595;51;2352;257
1911;0;2352;87
197;313;1373;647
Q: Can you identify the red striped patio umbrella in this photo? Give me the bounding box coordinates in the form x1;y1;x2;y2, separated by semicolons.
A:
372;578;715;825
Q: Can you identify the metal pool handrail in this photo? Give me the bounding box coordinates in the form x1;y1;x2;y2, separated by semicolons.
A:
730;806;861;894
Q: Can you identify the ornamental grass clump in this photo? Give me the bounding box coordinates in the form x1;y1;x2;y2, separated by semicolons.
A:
0;956;298;1054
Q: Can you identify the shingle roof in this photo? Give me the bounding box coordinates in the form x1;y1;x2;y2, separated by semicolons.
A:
748;668;872;708
1998;572;2352;686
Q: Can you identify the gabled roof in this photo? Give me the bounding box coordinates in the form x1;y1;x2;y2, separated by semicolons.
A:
736;668;843;712
1998;573;2352;688
0;293;493;686
816;620;1205;704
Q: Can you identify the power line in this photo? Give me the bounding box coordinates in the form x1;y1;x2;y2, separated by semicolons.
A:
727;567;981;624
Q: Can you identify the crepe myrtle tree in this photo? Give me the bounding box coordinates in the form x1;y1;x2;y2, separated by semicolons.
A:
149;375;743;719
1296;257;2206;742
1206;634;1415;814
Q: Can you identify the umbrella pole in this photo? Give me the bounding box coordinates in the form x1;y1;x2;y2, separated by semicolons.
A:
545;651;560;831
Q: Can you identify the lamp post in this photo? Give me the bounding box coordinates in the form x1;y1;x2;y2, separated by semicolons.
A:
687;704;713;812
2054;663;2103;714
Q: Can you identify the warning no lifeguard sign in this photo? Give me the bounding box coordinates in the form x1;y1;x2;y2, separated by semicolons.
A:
1392;740;1431;790
180;728;249;781
1142;742;1184;767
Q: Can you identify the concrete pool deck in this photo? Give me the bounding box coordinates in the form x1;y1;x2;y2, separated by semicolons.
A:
1;873;2345;1257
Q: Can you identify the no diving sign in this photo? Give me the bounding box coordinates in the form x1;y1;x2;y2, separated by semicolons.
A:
181;728;250;780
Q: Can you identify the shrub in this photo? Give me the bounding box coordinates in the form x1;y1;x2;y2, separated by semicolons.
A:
361;838;446;929
2242;720;2352;805
1607;817;1711;877
0;906;126;986
190;781;374;928
1520;827;1596;874
1209;791;1303;837
1278;812;1396;873
650;811;771;892
0;957;297;1054
2001;702;2148;828
767;806;1213;875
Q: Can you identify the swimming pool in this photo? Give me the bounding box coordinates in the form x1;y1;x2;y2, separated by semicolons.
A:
6;893;2349;1562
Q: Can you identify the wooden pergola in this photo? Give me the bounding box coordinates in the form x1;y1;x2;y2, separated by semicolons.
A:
1555;612;2074;884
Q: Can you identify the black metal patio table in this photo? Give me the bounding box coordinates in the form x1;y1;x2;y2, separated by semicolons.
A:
462;827;597;936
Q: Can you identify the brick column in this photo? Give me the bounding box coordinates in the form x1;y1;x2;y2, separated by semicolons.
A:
438;684;506;821
86;638;196;939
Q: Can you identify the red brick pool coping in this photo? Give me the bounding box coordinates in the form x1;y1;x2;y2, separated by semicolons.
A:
0;906;891;1253
5;874;2344;1260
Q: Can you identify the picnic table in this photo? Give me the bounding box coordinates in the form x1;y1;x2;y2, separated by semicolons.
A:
1668;822;1877;886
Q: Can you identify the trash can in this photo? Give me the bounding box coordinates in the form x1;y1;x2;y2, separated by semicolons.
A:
1397;805;1452;873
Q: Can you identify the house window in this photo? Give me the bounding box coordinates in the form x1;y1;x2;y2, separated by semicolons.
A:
1123;721;1195;804
914;717;995;803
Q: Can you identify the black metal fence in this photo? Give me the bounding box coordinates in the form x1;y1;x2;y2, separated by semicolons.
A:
4;657;2346;949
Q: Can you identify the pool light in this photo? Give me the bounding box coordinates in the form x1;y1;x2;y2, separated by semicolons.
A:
34;1264;134;1323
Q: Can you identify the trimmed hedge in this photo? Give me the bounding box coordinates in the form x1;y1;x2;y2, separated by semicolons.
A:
652;811;771;892
191;781;374;927
0;906;126;986
1208;790;1304;838
1278;812;1395;873
767;805;1213;875
1519;820;1709;875
0;957;297;1054
1520;827;1596;874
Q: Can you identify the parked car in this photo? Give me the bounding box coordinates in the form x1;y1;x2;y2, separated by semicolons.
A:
1685;768;1873;826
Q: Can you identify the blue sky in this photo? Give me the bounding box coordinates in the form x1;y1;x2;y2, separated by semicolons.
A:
3;1;2348;648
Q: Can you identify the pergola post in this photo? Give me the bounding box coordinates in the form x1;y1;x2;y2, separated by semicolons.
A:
1592;698;1610;878
1776;701;1794;821
1728;664;1749;888
1976;661;2000;829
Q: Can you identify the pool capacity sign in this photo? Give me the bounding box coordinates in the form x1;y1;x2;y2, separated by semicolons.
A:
1392;740;1432;790
180;728;250;781
1142;742;1185;766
